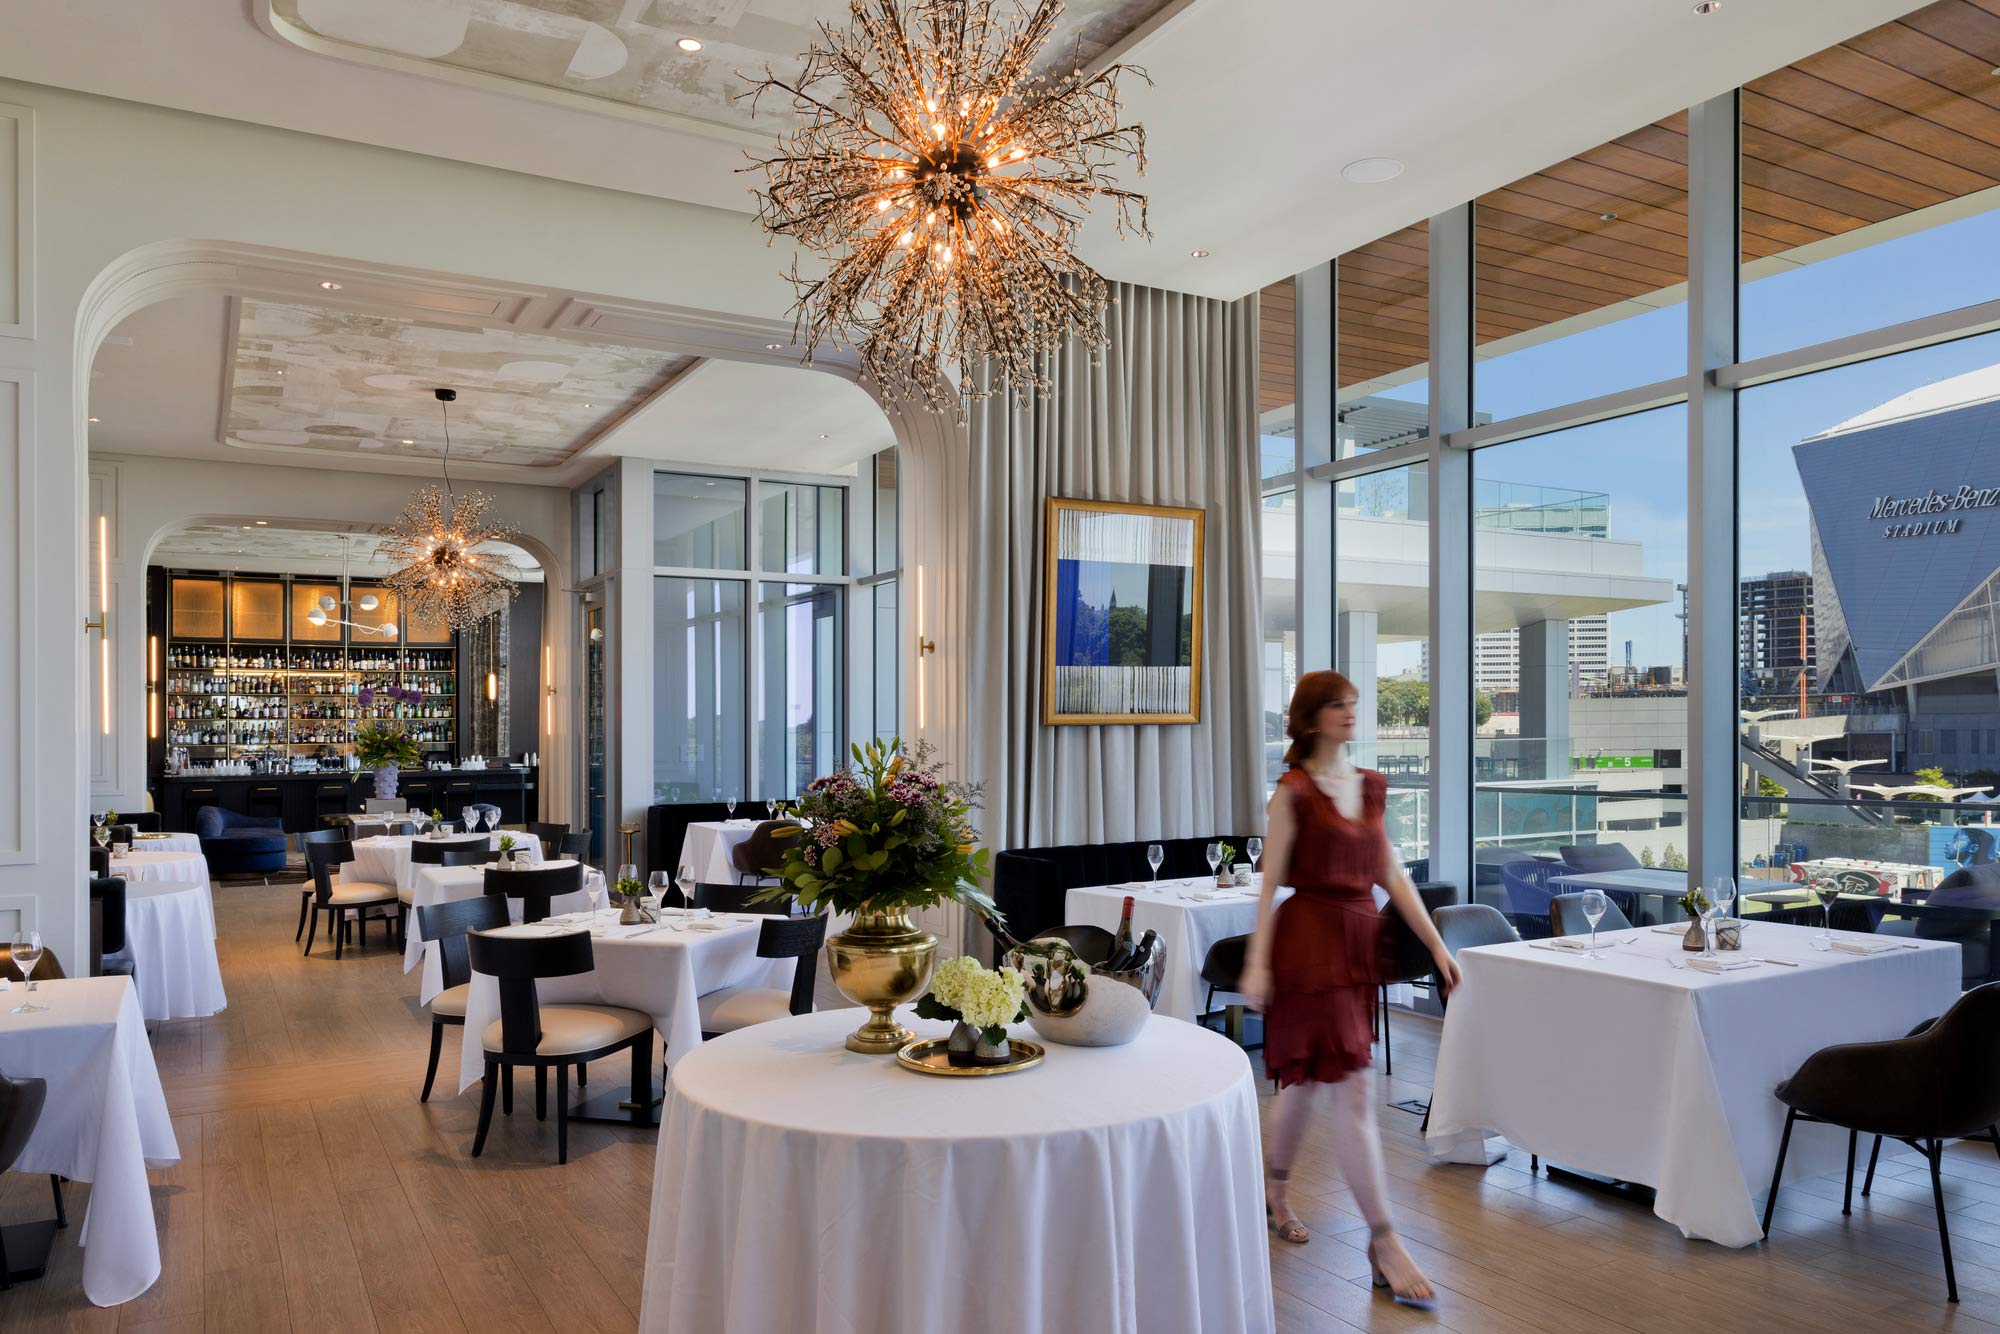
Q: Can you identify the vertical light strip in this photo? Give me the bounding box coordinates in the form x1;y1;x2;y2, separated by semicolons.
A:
98;514;111;734
97;514;108;614
916;564;926;731
100;635;111;735
149;634;159;738
544;644;554;736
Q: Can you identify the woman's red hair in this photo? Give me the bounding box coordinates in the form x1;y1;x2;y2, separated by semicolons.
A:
1283;669;1359;769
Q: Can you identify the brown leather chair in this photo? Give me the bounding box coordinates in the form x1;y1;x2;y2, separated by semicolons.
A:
730;820;802;883
1761;982;2000;1302
0;946;63;984
0;1071;66;1288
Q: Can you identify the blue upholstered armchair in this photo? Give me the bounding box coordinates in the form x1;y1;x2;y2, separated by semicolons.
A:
195;806;289;878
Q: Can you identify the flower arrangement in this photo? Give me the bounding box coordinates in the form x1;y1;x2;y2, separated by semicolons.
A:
613;872;645;903
917;956;1028;1045
354;720;421;770
754;737;998;921
497;833;516;855
1676;887;1710;919
431;807;444;824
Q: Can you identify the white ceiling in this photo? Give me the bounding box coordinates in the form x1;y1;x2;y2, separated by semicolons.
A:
149;522;543;580
588;357;892;475
0;0;1924;299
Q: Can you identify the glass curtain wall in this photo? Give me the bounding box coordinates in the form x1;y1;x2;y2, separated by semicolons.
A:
1288;0;2000;936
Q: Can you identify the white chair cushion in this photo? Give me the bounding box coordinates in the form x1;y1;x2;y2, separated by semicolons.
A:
482;1003;651;1056
698;986;797;1035
323;879;395;906
429;982;469;1019
397;886;416;904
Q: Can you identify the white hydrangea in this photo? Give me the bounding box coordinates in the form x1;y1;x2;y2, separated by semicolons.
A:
929;955;1025;1031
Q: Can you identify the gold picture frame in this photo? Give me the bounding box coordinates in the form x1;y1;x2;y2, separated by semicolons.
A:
1042;497;1205;726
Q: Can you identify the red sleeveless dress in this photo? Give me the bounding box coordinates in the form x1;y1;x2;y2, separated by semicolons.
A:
1265;766;1387;1087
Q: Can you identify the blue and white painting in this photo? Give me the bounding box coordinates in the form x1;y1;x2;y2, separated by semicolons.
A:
1046;501;1203;723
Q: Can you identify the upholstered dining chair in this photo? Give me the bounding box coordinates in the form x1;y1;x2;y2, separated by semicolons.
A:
0;947;63;983
1549;891;1634;938
692;882;793;915
466;929;654;1164
302;837;400;959
557;832;592;862
410;838;494;867
299;828;346;942
1557;843;1641;873
698;914;830;1039
527;821;569;849
1762;982;2000;1302
482;862;583;925
730;819;802;883
413;895;510;1103
1500;860;1562;940
0;1070;65;1289
87;876;135;981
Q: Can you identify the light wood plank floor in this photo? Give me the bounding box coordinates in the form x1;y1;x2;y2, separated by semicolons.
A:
2;880;1995;1332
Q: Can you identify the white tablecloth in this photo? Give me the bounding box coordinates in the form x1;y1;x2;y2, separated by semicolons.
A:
121;876;228;1021
677;819;766;884
1066;876;1290;1021
129;832;199;854
404;860;608;1001
1426;922;1961;1245
348;831;544;893
0;977;179;1305
107;849;210;892
455;907;793;1093
640;1008;1272;1334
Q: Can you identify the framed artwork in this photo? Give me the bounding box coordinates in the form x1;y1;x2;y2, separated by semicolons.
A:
1042;497;1205;725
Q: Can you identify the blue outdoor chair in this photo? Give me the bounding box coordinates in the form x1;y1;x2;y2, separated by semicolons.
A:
1500;860;1562;940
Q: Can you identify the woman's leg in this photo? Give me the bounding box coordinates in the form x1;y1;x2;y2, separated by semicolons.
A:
1267;1081;1319;1242
1327;1067;1435;1302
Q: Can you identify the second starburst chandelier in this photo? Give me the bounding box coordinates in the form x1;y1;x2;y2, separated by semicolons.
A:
744;0;1150;409
380;388;521;632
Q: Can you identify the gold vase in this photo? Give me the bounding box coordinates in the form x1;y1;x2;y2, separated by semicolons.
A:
825;908;937;1054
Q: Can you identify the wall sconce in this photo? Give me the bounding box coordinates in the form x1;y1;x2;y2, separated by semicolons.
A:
544;644;555;736
915;565;928;731
486;671;498;702
148;633;159;739
86;513;110;736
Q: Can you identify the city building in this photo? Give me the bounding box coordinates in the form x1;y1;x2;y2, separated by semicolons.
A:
1740;570;1816;696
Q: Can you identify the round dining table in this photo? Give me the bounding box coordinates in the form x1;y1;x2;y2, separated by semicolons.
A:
129;831;200;854
347;830;544;892
640;1008;1273;1334
106;850;227;1019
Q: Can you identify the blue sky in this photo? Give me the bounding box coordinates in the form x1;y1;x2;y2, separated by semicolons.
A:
1320;205;2000;675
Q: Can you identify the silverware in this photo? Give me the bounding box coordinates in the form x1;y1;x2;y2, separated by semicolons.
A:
1753;957;1800;967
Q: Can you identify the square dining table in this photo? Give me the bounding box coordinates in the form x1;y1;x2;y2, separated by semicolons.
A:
1065;876;1292;1022
1426;921;1959;1245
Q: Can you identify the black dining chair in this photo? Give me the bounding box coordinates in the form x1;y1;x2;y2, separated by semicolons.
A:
413;895;510;1103
1375;883;1457;1079
0;1071;65;1289
692;882;794;915
87;876;135;981
698;914;832;1038
88;844;109;879
557;832;592;862
466;929;654;1165
482;862;584;924
527;822;569;849
730;819;802;882
303;838;401;959
299;828;348;942
1550;891;1634;937
411;838;494;867
1761;982;2000;1302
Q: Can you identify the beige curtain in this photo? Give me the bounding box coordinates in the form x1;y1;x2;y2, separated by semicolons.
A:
966;282;1264;849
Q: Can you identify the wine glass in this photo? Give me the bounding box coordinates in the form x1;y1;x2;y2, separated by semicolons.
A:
726;795;738;820
11;931;45;1013
1707;875;1736;951
1810;875;1843;951
1581;889;1609;958
1247;836;1263;876
460;807;475;836
676;862;698;914
766;799;777;820
1205;842;1223;880
483;809;499;833
1146;843;1165;884
646;871;671;914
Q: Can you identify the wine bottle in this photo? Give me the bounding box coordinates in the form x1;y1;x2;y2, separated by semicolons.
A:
1106;895;1136;971
1127;928;1160;975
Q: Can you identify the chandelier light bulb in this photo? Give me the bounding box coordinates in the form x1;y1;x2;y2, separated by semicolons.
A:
318;594;337;612
306;608;328;626
358;594;379;611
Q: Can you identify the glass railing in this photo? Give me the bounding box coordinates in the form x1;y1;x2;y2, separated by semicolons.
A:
1473;480;1610;538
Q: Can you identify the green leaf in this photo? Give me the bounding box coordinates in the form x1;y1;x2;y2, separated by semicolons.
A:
821;846;843;873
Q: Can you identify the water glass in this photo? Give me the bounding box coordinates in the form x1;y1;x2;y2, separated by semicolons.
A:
676;862;698;912
646;870;671;913
1205;842;1222;878
460;807;476;833
483;809;499;832
1247;836;1263;873
1146;843;1165;883
10;930;45;1013
726;796;738;819
766;799;777;820
1810;876;1842;950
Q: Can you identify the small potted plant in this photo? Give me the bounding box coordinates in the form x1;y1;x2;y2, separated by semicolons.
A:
496;832;517;867
613;871;649;925
916;955;1027;1066
1676;886;1710;952
1214;841;1238;887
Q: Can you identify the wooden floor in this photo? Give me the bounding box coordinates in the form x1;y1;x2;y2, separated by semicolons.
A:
3;883;1997;1332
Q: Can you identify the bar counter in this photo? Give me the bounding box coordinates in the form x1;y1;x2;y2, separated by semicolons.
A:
151;766;537;833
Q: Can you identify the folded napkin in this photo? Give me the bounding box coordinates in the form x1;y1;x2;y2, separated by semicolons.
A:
1651;926;1690;935
1686;956;1759;973
1830;938;1899;955
1543;935;1617;951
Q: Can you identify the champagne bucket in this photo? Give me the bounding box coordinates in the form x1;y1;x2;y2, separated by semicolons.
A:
1005;935;1165;1047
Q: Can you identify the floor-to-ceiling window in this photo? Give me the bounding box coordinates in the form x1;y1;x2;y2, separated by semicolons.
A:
1259;280;1298;794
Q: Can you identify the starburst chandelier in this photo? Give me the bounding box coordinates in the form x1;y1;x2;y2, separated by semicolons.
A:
380;388;521;632
744;0;1149;410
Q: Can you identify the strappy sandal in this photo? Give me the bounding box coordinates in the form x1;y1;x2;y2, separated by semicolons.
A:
1366;1226;1438;1310
1265;1168;1309;1244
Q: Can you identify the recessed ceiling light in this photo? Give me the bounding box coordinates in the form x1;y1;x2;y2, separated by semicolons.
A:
320;280;342;291
1340;157;1405;185
818;433;830;440
584;402;592;409
241;525;253;531
401;438;414;444
1599;212;1617;221
677;37;703;52
87;416;100;423
1189;249;1210;259
1693;1;1721;12
766;343;785;350
255;520;268;525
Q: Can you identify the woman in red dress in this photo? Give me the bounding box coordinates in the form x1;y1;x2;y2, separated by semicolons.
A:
1240;669;1459;1308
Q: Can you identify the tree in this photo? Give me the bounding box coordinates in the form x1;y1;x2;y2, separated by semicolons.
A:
1661;843;1688;871
1474;690;1495;727
1755;773;1787;798
1639;846;1656;868
1376;677;1431;728
1914;765;1950;792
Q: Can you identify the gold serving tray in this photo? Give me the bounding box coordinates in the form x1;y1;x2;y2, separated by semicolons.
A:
896;1036;1045;1077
